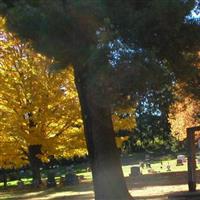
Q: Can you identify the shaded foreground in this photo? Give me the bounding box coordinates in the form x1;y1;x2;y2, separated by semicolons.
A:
1;172;200;200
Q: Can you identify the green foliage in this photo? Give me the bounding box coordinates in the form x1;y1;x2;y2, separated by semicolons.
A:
107;0;198;54
106;0;200;98
0;0;105;67
1;0;199;99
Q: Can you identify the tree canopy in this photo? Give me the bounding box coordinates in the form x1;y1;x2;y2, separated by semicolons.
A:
0;18;86;169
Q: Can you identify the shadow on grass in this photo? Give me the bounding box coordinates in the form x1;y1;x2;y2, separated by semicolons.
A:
43;194;93;200
1;194;93;200
168;190;200;200
37;183;93;197
135;194;167;200
0;182;94;200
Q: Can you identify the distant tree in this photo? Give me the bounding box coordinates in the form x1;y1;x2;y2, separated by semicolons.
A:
169;89;200;141
0;19;86;185
107;0;200;154
133;84;174;151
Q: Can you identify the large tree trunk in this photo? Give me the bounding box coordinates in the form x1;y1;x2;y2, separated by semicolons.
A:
74;68;133;200
0;169;7;188
3;170;7;188
28;144;42;187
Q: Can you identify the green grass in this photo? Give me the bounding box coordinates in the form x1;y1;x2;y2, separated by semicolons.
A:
0;159;192;188
122;159;189;176
0;178;32;187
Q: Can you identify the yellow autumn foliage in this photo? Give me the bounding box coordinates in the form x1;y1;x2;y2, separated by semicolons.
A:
0;17;137;168
0;18;87;168
112;107;136;148
169;96;200;141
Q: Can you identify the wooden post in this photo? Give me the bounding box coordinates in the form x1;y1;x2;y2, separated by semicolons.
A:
187;126;200;192
187;127;196;192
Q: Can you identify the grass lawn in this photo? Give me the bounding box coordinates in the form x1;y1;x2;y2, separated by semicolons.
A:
1;157;200;200
0;158;192;188
0;178;32;187
123;159;189;176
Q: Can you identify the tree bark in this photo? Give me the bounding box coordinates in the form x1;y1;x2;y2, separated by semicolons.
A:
2;169;7;188
28;144;42;187
74;68;133;200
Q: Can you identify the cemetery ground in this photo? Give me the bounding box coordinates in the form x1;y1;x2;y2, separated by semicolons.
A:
1;154;200;200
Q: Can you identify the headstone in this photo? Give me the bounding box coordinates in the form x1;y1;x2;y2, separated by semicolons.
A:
177;159;183;166
47;170;57;188
64;173;79;185
32;179;40;188
167;163;171;171
64;167;79;185
176;155;186;166
17;180;24;189
129;165;141;177
59;176;65;186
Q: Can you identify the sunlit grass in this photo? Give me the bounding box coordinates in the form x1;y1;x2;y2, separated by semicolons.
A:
1;158;196;188
122;159;191;177
0;178;32;187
